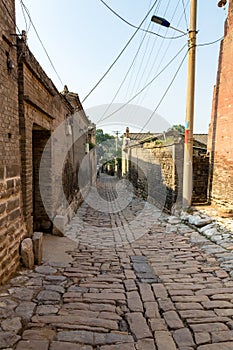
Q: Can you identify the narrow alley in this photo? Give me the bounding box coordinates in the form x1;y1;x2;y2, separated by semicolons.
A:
1;175;233;350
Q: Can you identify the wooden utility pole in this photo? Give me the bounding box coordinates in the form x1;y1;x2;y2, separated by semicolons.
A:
113;130;120;175
182;0;197;208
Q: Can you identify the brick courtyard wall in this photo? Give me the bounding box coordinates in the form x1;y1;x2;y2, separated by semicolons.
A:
128;142;183;212
127;141;208;212
0;0;27;283
208;2;233;209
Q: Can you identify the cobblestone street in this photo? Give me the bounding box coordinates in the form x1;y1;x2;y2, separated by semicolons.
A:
1;175;233;349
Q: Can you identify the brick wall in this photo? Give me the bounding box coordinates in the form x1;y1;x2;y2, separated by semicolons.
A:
17;39;73;232
208;2;233;210
192;150;210;204
126;140;208;212
0;0;27;283
127;142;183;212
17;38;93;234
0;1;95;283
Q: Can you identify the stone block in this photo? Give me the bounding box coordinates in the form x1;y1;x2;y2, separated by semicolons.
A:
7;197;19;212
53;215;65;236
15;340;49;350
0;167;4;180
7;179;14;189
21;238;34;269
0;203;6;215
32;232;43;265
6;164;20;178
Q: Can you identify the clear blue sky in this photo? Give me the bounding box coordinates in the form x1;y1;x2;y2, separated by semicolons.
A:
15;0;227;134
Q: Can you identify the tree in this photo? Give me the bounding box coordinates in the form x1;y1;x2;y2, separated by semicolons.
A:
95;129;122;166
96;129;114;144
169;124;185;133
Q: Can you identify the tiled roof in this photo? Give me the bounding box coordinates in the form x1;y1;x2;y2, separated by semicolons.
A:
125;132;208;146
193;134;208;145
125;133;160;141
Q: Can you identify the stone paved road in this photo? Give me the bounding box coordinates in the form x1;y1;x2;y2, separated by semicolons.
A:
1;175;233;349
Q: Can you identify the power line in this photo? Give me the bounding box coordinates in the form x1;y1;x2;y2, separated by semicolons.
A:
197;36;224;47
19;0;64;87
99;43;187;123
2;0;21;34
97;1;157;123
82;0;159;104
99;0;186;40
20;0;29;33
132;0;187;107
181;0;189;29
140;49;188;131
126;20;154;101
97;20;151;124
124;0;160;101
128;0;173;102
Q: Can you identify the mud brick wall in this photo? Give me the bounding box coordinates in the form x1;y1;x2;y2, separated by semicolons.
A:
192;153;209;204
0;0;27;283
208;3;233;209
128;144;183;212
208;154;233;208
128;142;208;211
17;37;80;233
0;0;93;283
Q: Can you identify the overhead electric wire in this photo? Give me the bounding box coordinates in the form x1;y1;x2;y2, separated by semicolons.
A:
197;36;224;47
20;0;64;87
99;43;187;123
20;0;29;33
129;0;174;102
140;49;189;131
2;0;21;34
181;0;189;29
97;16;152;124
99;0;186;40
124;0;158;101
126;21;154;101
97;0;158;123
81;0;159;104
135;0;188;107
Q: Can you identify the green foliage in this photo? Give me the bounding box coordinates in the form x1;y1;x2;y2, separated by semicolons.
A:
89;141;95;150
96;129;115;144
96;129;122;165
154;139;163;145
169;124;185;133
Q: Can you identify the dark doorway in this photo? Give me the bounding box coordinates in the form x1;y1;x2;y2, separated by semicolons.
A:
32;124;52;232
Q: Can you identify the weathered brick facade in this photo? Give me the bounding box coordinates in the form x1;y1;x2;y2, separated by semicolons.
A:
17;39;95;234
0;0;95;283
123;132;209;212
208;1;233;210
0;0;27;283
127;143;182;212
17;36;75;233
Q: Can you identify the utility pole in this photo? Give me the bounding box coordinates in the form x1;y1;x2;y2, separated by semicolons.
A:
113;131;120;175
182;0;197;208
